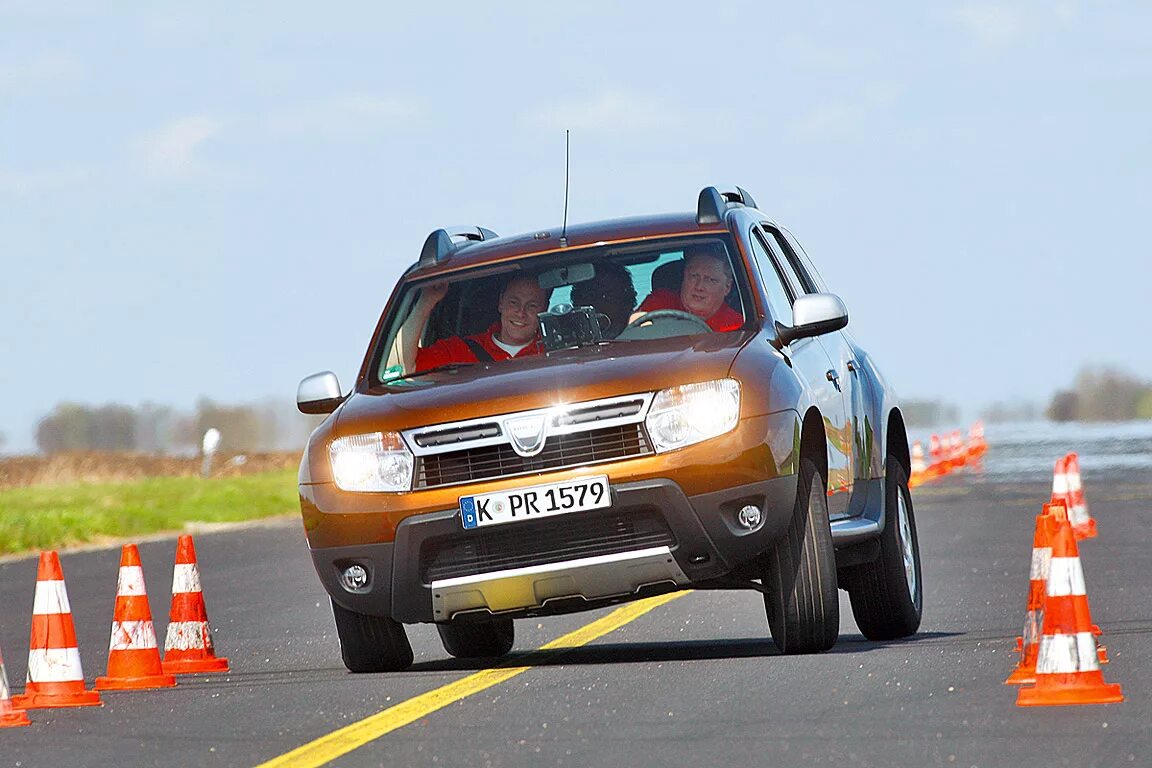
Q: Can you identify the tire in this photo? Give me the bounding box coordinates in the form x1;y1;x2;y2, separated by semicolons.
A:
762;455;840;654
330;599;414;673
844;457;923;640
437;617;515;659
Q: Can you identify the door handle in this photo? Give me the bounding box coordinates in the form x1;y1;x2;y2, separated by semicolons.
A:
826;369;842;392
847;360;857;374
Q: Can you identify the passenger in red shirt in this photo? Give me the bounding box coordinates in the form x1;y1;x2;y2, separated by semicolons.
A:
402;274;550;372
635;246;743;332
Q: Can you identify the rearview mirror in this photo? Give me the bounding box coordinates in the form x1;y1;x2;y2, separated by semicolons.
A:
537;262;595;291
775;293;849;346
297;371;344;414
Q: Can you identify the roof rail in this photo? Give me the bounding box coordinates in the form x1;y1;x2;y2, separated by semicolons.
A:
418;226;500;267
696;185;758;224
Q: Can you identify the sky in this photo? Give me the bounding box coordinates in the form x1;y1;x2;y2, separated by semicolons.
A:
2;1;1150;453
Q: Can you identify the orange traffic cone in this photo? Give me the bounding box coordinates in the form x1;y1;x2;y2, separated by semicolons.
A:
1;643;31;728
1006;504;1054;685
967;422;987;459
1051;459;1108;657
95;544;176;691
1016;506;1123;706
11;552;102;709
162;535;229;674
926;434;945;477
1051;455;1072;505
910;441;926;487
1065;453;1097;540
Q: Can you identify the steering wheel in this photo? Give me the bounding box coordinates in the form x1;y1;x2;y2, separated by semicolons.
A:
623;309;712;333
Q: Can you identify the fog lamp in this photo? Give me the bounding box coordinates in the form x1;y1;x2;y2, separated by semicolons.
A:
340;564;370;592
737;504;763;530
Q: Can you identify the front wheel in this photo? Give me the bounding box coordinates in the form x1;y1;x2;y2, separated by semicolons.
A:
330;599;414;673
762;456;840;654
844;457;923;640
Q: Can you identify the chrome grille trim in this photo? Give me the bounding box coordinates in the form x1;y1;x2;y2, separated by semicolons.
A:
402;393;652;457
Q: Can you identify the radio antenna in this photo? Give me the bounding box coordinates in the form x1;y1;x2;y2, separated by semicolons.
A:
559;129;570;248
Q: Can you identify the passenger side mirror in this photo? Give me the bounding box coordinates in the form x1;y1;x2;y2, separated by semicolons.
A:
297;371;345;414
775;293;849;346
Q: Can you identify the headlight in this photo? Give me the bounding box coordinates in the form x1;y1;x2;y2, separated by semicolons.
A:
645;379;741;453
329;432;413;492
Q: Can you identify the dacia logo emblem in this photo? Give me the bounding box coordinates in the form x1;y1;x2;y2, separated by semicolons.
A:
504;414;548;458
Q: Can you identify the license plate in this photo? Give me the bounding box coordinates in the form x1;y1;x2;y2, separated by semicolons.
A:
459;475;611;530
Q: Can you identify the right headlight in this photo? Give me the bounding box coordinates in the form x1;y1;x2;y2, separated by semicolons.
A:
328;432;414;492
645;378;741;453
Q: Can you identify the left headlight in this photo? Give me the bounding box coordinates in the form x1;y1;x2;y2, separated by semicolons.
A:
645;378;741;453
329;432;414;492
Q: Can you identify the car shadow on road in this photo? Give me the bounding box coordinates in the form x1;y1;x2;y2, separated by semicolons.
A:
408;630;963;673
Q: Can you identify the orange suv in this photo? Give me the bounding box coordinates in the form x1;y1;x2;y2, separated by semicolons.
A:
297;186;922;672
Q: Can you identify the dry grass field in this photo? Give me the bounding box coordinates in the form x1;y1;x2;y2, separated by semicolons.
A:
0;451;299;490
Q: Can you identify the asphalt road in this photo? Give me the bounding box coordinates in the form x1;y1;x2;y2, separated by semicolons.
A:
1;473;1149;768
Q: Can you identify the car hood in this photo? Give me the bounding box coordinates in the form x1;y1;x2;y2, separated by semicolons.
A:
336;332;754;435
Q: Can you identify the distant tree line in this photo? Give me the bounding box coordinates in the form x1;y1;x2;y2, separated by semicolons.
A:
1047;367;1152;422
35;398;323;455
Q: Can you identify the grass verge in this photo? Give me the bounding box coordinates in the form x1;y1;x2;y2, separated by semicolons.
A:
0;470;298;556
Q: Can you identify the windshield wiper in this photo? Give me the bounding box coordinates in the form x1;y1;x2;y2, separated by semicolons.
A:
383;362;479;383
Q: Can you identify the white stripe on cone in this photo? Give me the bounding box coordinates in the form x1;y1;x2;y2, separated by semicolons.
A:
1023;609;1044;646
109;620;159;651
1070;503;1091;528
165;621;212;651
26;648;85;683
1068;465;1083;492
1052;470;1069;495
1029;547;1052;580
171;564;202;594
1047;557;1087;597
115;565;147;596
32;581;71;615
1;663;11;700
1036;632;1100;674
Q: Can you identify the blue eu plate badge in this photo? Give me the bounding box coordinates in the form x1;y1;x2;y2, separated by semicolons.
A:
460;495;479;529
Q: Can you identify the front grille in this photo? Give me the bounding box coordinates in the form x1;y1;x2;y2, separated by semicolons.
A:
420;507;676;583
415;423;651;489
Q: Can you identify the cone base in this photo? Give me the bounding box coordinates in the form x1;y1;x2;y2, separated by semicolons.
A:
1017;679;1124;707
95;672;177;691
1;709;32;727
162;655;230;674
1004;666;1036;686
11;688;102;709
1073;521;1098;540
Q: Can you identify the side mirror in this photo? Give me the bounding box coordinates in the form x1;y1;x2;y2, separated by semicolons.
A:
775;293;849;346
297;371;344;414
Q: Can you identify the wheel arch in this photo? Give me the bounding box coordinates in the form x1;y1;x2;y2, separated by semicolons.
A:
885;407;911;478
800;406;829;483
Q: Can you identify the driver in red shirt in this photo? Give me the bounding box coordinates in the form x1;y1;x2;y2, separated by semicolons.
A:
403;274;550;371
634;245;742;331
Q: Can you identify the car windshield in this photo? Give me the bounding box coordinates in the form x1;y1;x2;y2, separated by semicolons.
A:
373;235;749;385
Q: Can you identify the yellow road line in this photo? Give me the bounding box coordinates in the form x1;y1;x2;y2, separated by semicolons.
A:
255;591;685;768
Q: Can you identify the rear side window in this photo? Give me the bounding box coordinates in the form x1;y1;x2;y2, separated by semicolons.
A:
759;229;806;300
748;227;794;326
769;226;829;294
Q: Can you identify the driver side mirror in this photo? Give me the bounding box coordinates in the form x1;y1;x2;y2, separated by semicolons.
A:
774;293;849;346
297;371;345;414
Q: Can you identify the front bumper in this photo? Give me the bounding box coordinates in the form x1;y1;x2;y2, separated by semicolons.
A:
310;474;797;623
